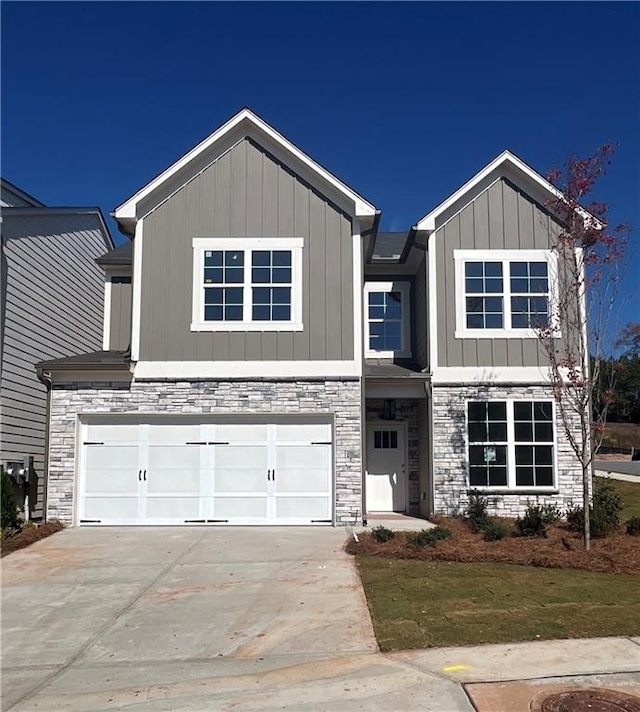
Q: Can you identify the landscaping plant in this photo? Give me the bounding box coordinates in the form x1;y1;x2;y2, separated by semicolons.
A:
625;517;640;536
514;505;549;538
1;467;19;532
407;527;452;548
370;525;395;543
482;519;509;541
566;478;624;538
464;492;490;533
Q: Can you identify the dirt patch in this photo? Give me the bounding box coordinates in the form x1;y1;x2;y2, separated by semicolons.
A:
346;517;640;574
1;521;65;558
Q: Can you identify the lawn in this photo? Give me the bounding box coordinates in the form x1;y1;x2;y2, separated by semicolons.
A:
601;422;640;449
357;557;640;651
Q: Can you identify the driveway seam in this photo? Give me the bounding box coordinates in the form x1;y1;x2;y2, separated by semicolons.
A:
5;529;209;712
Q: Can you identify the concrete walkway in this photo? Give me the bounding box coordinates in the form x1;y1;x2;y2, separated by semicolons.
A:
2;527;639;711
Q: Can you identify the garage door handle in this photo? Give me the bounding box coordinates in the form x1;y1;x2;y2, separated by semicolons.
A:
272;469;276;482
138;469;141;481
143;470;147;481
267;469;271;481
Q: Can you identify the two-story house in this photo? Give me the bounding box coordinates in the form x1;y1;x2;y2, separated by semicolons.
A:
1;179;113;519
37;109;583;526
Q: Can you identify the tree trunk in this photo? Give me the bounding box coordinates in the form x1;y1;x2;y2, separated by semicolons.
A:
583;461;591;551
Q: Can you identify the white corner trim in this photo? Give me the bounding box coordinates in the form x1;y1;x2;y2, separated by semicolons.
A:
352;220;364;371
130;221;143;361
133;360;362;379
432;366;554;384
114;109;376;221
102;278;112;350
428;231;438;373
363;280;412;358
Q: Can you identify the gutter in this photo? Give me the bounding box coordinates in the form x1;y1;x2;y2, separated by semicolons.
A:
363;210;382;264
35;369;52;522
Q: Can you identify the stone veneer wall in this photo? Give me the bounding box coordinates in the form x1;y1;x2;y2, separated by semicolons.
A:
365;399;420;514
47;378;362;525
432;384;584;517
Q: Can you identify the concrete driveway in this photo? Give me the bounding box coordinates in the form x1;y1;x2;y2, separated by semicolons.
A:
1;527;471;711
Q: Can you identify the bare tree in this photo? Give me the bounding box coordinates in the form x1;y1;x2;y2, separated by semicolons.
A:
537;145;629;550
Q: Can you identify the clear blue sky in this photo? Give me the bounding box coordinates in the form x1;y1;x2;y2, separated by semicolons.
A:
2;1;639;329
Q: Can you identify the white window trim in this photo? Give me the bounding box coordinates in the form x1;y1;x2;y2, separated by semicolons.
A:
364;281;411;358
454;249;559;339
464;398;558;492
191;237;303;332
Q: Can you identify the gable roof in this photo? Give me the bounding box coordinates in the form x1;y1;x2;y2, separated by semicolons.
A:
114;108;377;230
415;150;597;233
1;178;45;208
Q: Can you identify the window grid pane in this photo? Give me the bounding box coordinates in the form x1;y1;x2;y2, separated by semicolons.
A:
464;262;504;329
374;430;398;450
250;250;293;322
509;262;549;329
368;290;403;352
514;400;554;487
467;401;508;487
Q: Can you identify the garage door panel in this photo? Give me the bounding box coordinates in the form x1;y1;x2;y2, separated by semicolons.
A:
275;497;330;520
147;425;203;444
214;446;268;494
83;497;139;521
145;497;201;520
85;446;138;471
275;445;331;493
215;424;268;443
214;496;268;520
146;470;201;495
84;469;139;495
86;424;140;443
274;423;331;443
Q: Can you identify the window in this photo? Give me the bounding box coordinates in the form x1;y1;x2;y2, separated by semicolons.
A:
467;400;555;490
374;429;398;449
191;238;303;332
364;282;411;357
455;250;557;338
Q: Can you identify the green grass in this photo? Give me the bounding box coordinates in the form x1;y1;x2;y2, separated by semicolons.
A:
597;476;640;521
356;557;640;651
601;422;640;449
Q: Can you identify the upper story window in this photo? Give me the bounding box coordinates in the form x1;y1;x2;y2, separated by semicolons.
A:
467;399;555;490
455;250;557;339
364;281;411;358
191;238;303;332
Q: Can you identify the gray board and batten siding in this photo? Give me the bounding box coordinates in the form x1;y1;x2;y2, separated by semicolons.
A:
435;177;563;369
1;211;111;518
138;137;355;363
109;277;132;351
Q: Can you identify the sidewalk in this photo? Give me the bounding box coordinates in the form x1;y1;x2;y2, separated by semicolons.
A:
390;636;640;710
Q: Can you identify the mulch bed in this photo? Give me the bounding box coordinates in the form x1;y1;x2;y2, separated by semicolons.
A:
346;516;640;575
0;521;65;558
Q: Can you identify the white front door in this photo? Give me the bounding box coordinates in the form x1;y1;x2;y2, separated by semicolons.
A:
366;423;407;512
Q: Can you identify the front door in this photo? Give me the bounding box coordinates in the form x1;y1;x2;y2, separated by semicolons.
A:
366;423;407;512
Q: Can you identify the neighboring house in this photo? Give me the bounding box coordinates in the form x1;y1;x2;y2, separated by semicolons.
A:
0;179;114;519
37;109;584;527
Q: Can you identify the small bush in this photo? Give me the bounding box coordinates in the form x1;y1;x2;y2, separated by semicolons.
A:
626;517;640;536
1;467;19;531
465;492;490;533
514;505;548;538
407;527;452;548
482;519;509;541
539;503;562;524
370;525;395;543
566;479;623;538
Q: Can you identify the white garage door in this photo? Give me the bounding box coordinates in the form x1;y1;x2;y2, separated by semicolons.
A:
80;421;333;525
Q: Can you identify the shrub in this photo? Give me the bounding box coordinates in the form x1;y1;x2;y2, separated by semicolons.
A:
514;505;548;538
465;492;490;533
1;467;19;531
370;525;395;543
407;527;452;548
626;517;640;536
539;503;562;524
566;479;623;538
482;519;509;541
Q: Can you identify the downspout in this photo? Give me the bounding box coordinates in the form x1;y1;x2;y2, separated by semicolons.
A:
36;368;52;522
